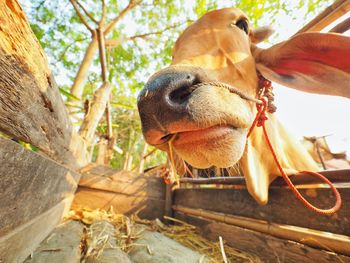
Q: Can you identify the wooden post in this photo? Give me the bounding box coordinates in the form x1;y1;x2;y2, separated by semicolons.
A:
0;0;87;168
0;138;80;262
164;184;174;223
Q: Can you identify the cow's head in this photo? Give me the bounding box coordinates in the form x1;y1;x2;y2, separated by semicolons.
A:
138;8;350;204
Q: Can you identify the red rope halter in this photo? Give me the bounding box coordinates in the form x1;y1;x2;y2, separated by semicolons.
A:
247;74;342;214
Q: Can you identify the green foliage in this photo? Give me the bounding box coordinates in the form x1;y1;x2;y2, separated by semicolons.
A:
21;0;333;170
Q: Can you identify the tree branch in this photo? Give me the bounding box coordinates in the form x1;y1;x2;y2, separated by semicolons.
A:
105;20;192;48
79;82;112;144
99;0;107;26
97;27;112;140
76;0;99;25
35;0;47;10
69;0;94;33
97;29;108;82
105;0;142;35
59;37;89;61
330;16;350;33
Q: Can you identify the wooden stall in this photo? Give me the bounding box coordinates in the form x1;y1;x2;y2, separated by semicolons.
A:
0;1;85;262
1;0;350;262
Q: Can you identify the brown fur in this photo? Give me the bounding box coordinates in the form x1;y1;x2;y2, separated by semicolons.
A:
138;8;350;204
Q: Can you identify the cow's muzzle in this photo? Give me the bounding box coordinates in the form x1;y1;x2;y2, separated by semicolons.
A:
137;66;209;145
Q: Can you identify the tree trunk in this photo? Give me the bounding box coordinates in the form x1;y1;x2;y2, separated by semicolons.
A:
0;0;87;168
127;155;133;171
123;152;130;170
96;138;108;164
79;82;112;145
105;135;116;164
68;35;98;113
138;142;148;174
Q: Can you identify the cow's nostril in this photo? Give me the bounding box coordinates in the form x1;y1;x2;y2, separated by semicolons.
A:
169;84;193;104
160;133;173;142
169;77;200;104
138;70;205;119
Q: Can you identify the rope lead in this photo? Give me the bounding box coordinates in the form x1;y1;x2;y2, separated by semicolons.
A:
248;75;342;214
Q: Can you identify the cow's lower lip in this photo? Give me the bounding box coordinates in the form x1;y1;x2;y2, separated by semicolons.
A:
171;125;236;146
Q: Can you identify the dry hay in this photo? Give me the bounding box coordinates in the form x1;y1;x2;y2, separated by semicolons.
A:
65;207;261;263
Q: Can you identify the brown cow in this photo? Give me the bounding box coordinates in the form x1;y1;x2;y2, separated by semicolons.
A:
137;8;350;204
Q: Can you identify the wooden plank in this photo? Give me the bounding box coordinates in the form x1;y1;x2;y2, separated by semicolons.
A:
0;138;80;237
0;0;85;167
175;212;350;263
174;186;350;235
78;165;165;200
24;220;84;263
73;165;166;220
164;184;174;222
0;198;72;263
72;187;165;220
173;205;350;256
179;169;350;186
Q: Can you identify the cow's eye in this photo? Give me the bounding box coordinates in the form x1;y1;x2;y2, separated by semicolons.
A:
235;19;249;34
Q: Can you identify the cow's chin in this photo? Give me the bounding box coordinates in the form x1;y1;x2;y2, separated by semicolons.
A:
171;125;247;169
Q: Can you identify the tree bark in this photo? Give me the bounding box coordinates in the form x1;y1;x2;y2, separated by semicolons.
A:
96;138;108;164
138;142;148;173
79;82;111;145
68;34;98;113
0;0;87;168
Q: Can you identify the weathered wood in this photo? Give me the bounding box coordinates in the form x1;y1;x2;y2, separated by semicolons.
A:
24;220;84;263
0;198;73;263
164;184;174;223
0;0;86;167
77;165;165;200
0;138;80;237
175;212;350;263
72;187;165;220
72;165;166;219
85;220;131;263
0;138;80;262
179;169;350;186
129;231;209;263
173;205;350;256
174;185;350;235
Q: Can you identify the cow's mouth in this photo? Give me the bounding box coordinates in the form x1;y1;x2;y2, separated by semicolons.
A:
161;125;238;146
154;124;247;169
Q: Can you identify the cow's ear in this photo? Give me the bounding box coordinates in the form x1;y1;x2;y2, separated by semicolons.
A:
250;26;274;43
253;32;350;98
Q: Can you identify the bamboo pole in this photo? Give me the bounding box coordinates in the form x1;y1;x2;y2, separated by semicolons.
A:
297;0;350;34
330;16;350;32
179;169;350;187
173;205;350;256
